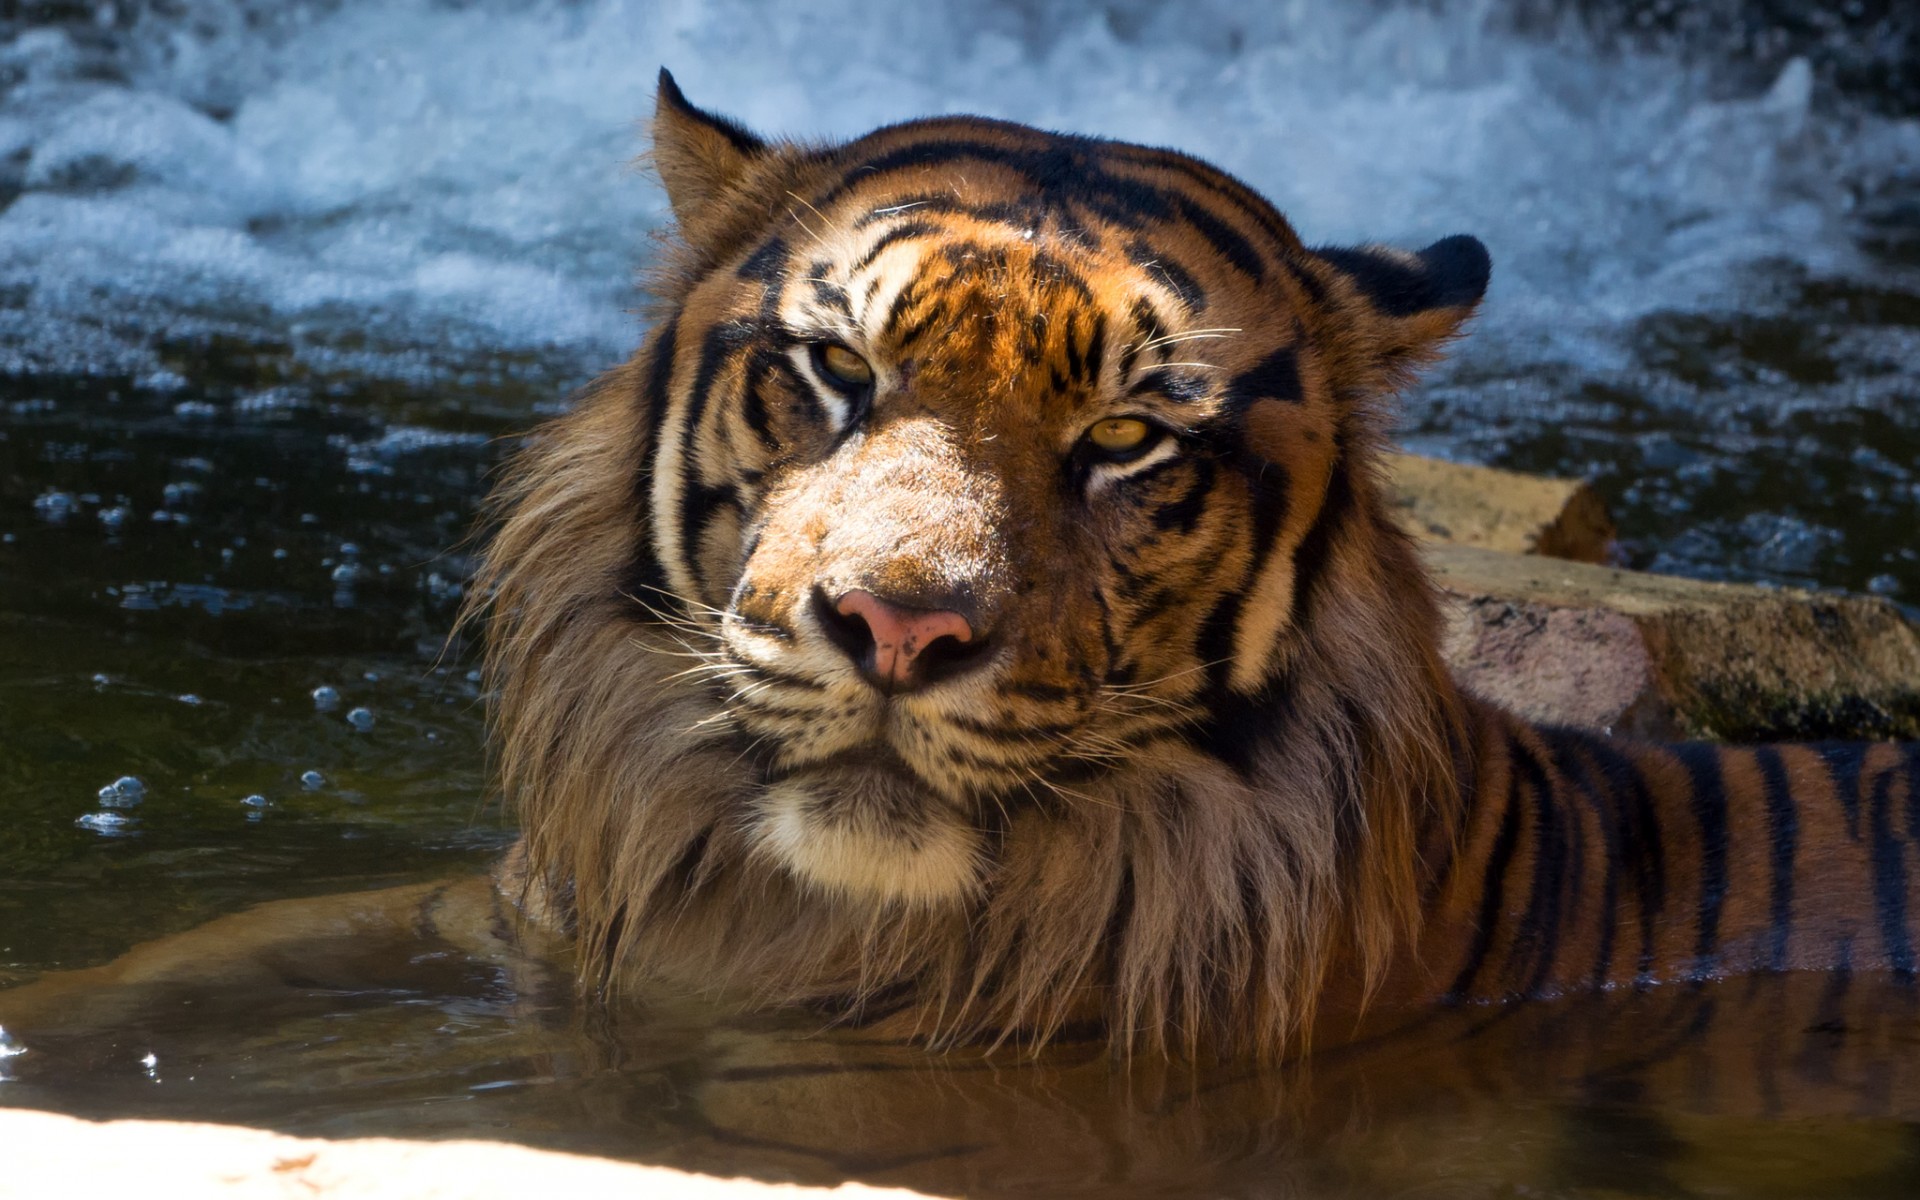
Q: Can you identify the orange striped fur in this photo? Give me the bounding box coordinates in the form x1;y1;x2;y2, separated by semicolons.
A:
466;72;1920;1060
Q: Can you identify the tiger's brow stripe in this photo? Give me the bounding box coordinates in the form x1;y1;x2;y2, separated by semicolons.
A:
1080;312;1107;386
1126;368;1213;404
850;220;941;274
1126;239;1207;311
1118;297;1165;380
1753;745;1799;973
877;277;924;341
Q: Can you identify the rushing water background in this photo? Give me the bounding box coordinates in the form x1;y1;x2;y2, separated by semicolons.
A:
2;2;1919;1196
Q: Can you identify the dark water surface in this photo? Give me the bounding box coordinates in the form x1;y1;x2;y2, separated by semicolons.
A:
4;1;1920;1196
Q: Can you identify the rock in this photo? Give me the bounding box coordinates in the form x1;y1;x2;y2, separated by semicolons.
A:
0;1109;931;1200
1383;453;1615;564
1428;543;1920;742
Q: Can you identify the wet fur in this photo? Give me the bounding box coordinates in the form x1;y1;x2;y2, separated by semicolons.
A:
467;76;1482;1059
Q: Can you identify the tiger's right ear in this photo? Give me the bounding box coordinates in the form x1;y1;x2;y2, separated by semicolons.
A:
652;69;772;247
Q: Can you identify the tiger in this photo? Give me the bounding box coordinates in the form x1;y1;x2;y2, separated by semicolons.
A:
461;71;1920;1061
3;73;1916;1074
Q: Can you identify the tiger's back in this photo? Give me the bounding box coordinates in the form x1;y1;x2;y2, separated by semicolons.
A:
1366;709;1920;1016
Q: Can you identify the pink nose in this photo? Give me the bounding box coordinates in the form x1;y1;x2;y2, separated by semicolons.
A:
831;589;976;692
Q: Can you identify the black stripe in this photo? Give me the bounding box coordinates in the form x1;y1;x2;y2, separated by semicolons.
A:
1172;196;1264;283
851;220;939;274
1193;590;1243;695
736;236;789;283
808;276;851;318
1817;742;1866;840
739;350;777;449
1127;367;1211;404
1672;743;1731;981
1081;312;1107;385
1584;738;1667;986
1753;746;1798;972
1284;451;1351;630
1552;730;1623;988
879;278;923;341
676;318;759;591
1127;239;1207;311
1062;313;1085;383
1227;345;1303;409
893;300;948;352
1105;141;1302;263
1868;759;1915;979
1446;740;1526;1001
1508;731;1567;996
1029;249;1095;302
1149;461;1214;533
620;317;682;619
1906;744;1920;843
1118;298;1164;380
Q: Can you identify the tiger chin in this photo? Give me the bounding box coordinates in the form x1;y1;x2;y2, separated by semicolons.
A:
464;70;1920;1061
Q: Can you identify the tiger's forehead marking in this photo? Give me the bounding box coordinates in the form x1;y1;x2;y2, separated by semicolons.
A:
775;214;1188;430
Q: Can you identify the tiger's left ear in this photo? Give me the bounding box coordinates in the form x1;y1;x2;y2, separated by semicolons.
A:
652;69;775;252
1310;234;1491;394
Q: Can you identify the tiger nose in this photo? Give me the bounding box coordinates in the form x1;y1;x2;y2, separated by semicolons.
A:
814;588;985;693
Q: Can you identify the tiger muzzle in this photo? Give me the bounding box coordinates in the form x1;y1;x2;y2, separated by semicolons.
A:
810;586;991;694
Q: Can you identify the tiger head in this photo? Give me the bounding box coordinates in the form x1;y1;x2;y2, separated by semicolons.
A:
476;73;1488;1054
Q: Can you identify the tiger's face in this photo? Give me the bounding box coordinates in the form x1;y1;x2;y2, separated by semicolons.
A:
703;211;1289;902
510;75;1488;916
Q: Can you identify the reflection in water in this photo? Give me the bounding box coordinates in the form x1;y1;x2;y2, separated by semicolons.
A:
5;925;1920;1198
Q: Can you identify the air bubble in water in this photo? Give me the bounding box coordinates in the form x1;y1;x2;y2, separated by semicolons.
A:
311;685;341;711
242;794;270;807
300;769;326;789
346;707;376;732
97;776;145;807
32;490;74;523
75;811;135;835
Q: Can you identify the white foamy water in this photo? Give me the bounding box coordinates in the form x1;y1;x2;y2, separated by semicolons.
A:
1;0;1915;385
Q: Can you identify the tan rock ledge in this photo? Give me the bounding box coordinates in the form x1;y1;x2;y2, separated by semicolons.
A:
0;1108;931;1200
1429;543;1920;742
1384;452;1616;564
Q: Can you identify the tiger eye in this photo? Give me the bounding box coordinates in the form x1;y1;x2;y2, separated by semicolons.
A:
817;342;874;387
1087;417;1153;455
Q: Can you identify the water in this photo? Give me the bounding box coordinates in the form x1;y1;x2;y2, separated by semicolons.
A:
2;1;1918;1195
